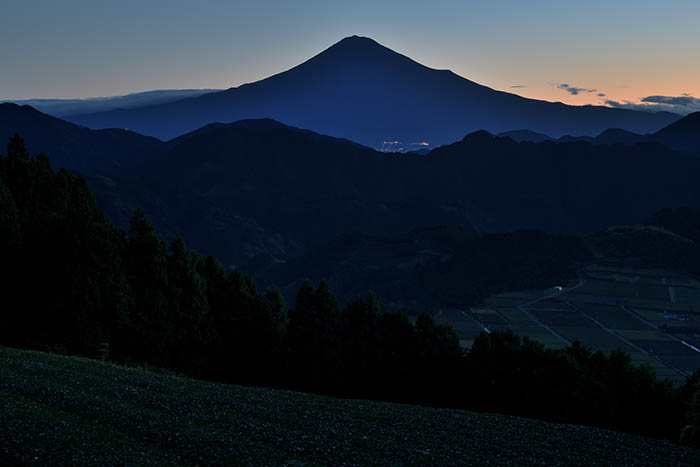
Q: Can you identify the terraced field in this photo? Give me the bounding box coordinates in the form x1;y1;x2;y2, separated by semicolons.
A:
436;264;700;385
1;346;698;466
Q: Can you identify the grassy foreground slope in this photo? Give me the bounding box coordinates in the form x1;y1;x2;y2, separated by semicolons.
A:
1;347;697;466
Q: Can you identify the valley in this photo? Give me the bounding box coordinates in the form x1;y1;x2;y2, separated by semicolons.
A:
440;264;700;384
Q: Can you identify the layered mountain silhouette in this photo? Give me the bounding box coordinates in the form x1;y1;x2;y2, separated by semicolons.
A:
499;111;700;156
67;36;679;147
2;89;219;118
654;112;700;155
4;103;700;272
0;104;292;265
87;173;290;266
0;103;163;174
138;117;700;250
498;130;553;143
141;119;479;251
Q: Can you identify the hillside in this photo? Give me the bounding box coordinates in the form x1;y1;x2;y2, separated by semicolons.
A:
654;111;700;156
144;120;478;253
499;112;700;157
248;228;587;308
0;111;294;266
4;112;700;282
427;132;700;233
67;36;679;146
1;346;697;466
2;89;219;118
152;121;700;240
0;103;163;175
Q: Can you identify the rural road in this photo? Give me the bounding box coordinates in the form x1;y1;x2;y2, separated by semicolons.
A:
515;277;586;346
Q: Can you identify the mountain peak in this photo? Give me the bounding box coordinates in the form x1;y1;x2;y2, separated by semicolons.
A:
311;35;412;66
332;35;382;48
67;37;682;145
337;35;377;44
462;130;495;143
0;103;39;114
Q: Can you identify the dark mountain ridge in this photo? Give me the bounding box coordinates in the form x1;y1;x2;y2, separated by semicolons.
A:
2;89;220;118
0;103;163;174
4;103;700;272
67;36;679;146
655;111;700;155
500;111;700;156
130;117;700;281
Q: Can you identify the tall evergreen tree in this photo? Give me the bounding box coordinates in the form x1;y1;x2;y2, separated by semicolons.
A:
125;208;170;364
287;280;342;391
166;235;210;373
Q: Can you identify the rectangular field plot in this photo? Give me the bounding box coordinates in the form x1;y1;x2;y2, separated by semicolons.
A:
483;291;538;307
469;308;509;326
574;280;670;302
507;325;567;349
433;310;484;341
553;327;635;353
630;308;669;322
629;353;676;374
564;294;620;306
575;280;640;298
576;304;653;330
635;284;672;301
626;299;672;310
632;340;700;373
617;330;675;342
527;305;593;327
495;307;536;325
675;286;700;309
673;333;700;350
629;354;686;384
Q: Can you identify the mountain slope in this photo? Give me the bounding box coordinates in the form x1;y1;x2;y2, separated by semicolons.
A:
501;112;700;155
148;120;700;239
498;129;554;143
654;111;700;155
247;228;587;308
428;132;700;232
0;103;163;174
2;346;697;466
2;89;220;118
0;109;292;266
68;36;679;146
85;174;291;266
146;119;478;250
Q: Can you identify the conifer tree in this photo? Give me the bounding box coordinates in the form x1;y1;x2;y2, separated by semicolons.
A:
126;208;170;364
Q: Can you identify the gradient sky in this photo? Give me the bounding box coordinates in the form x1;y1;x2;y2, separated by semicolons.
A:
2;0;699;113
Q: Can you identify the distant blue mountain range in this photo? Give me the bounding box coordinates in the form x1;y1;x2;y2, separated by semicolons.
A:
499;111;700;156
63;36;680;148
1;89;219;118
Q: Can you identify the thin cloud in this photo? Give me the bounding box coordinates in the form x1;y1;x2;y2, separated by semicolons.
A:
510;85;525;89
597;93;606;97
606;94;700;115
556;83;597;96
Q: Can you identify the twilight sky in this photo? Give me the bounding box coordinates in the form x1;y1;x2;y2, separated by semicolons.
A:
2;0;699;113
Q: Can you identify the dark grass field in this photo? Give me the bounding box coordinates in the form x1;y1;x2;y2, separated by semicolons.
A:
1;347;699;465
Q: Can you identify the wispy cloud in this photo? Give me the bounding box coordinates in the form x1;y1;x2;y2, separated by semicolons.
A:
556;83;597;96
597;93;606;97
510;85;525;89
606;94;700;115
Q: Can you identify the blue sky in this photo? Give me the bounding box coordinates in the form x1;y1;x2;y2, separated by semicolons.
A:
2;0;699;112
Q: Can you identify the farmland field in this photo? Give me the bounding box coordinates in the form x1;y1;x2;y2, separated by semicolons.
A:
436;264;700;385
